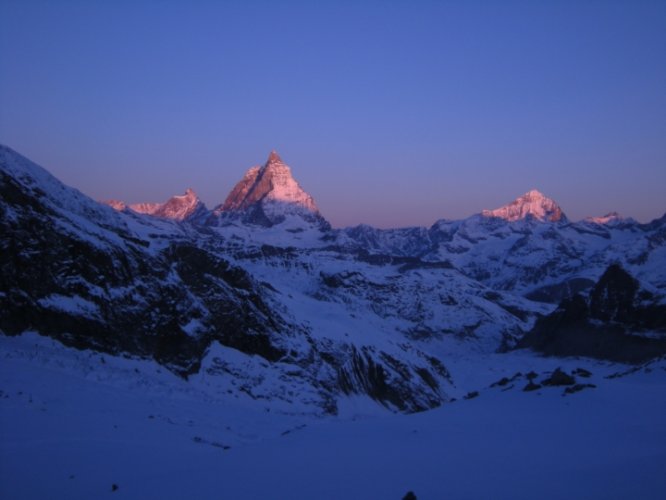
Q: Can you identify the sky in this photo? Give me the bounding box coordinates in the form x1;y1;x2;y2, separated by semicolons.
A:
1;0;665;228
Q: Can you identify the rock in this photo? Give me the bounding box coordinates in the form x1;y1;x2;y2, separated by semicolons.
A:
491;377;510;387
564;383;597;395
542;368;575;386
517;265;666;363
523;381;541;392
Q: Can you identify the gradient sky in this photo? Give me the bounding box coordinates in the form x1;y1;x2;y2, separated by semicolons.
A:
1;0;665;228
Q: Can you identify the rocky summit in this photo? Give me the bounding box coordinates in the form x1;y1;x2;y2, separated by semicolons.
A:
482;189;566;222
209;151;327;228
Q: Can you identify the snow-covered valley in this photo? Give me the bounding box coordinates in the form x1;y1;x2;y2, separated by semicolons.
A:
2;333;665;499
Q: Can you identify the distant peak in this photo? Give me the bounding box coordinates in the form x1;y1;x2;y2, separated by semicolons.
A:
267;150;282;165
585;212;629;225
102;199;127;211
482;189;565;222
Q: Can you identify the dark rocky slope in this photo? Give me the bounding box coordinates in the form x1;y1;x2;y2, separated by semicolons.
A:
517;264;666;363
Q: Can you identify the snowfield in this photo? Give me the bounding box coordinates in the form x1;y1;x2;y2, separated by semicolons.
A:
2;333;665;500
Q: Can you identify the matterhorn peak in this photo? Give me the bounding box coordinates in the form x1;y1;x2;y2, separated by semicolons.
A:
482;189;566;222
214;151;327;228
266;150;283;165
218;151;318;213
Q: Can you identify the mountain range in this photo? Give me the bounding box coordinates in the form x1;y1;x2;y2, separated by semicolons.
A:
2;144;665;415
103;150;636;228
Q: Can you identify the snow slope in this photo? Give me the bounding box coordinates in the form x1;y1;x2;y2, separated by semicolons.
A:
1;333;665;500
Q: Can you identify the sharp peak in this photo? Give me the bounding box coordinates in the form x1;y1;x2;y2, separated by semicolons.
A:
266;150;283;165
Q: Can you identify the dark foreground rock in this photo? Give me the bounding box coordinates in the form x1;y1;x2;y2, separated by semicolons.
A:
517;265;666;363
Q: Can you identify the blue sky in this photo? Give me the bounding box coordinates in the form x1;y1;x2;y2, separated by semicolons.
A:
1;0;664;227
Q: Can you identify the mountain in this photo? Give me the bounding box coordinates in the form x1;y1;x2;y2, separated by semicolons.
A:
211;151;329;229
151;188;208;221
3;144;665;499
0;145;466;413
583;211;636;227
339;193;665;304
0;145;283;376
482;189;566;222
2;143;666;418
104;188;208;222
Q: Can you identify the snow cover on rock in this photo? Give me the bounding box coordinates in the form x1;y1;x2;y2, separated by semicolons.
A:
211;150;327;228
219;150;318;213
151;188;207;221
482;189;566;222
104;188;207;221
584;211;636;226
128;201;162;215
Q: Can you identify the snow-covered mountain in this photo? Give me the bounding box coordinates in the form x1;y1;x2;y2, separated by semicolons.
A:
210;150;330;229
104;188;208;222
583;211;635;227
0;145;467;413
481;189;566;222
2;144;666;499
2;143;665;418
127;201;162;215
340;204;665;304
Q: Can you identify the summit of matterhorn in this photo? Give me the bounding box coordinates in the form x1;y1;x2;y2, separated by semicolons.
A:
482;189;566;223
219;150;318;212
213;151;327;228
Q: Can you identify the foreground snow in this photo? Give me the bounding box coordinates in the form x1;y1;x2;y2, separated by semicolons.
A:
1;334;664;499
